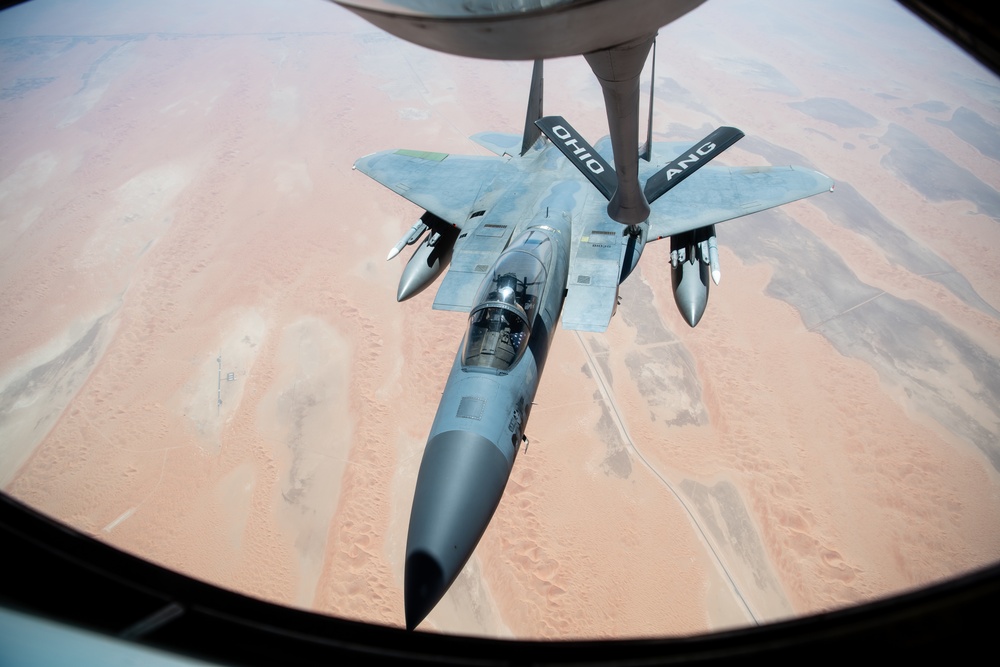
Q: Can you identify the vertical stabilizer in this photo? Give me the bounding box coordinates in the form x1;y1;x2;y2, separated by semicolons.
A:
520;59;544;155
640;38;656;162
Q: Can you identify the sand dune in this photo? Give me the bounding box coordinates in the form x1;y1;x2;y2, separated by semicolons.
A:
1;0;998;640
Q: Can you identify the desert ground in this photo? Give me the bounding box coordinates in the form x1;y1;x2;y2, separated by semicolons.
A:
1;0;999;638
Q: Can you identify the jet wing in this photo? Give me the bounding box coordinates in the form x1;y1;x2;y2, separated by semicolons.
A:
559;163;832;331
647;165;833;239
354;150;505;229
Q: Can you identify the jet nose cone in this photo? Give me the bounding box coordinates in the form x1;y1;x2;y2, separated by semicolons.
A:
404;429;512;629
404;551;445;631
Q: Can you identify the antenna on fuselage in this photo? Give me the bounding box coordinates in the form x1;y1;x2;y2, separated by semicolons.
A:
520;59;544;156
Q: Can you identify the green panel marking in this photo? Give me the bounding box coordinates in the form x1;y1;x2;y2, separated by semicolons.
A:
395;149;448;161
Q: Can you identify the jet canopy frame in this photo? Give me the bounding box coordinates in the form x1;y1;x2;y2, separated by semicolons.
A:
462;233;552;373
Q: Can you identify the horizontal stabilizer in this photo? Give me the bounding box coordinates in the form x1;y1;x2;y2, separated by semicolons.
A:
644;126;744;204
535;116;616;200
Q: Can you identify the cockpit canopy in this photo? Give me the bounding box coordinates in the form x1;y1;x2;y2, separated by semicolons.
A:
462;232;551;372
462;304;531;372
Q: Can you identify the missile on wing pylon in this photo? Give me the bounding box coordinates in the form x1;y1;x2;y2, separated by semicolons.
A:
706;224;721;285
387;220;429;261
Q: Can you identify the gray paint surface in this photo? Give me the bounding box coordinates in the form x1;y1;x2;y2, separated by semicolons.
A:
354;79;832;629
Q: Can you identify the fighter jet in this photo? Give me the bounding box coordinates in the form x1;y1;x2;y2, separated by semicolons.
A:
338;0;833;630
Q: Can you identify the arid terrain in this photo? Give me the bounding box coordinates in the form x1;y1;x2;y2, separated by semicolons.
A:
1;0;999;638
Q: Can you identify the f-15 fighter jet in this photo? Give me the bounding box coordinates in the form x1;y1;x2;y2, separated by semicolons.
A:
338;0;834;630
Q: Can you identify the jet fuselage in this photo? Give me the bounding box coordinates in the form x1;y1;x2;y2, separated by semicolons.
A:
357;109;833;632
404;212;570;629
